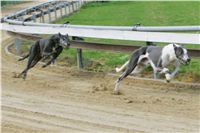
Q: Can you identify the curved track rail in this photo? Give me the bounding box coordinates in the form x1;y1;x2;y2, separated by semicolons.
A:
7;31;200;57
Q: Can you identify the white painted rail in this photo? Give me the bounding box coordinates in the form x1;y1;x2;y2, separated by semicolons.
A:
1;23;200;44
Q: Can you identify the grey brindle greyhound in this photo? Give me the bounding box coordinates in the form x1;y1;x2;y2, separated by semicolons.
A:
18;33;70;79
115;43;190;94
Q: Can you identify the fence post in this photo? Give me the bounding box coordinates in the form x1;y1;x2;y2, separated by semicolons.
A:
72;37;84;69
32;13;36;22
80;0;83;6
48;8;51;22
77;1;80;10
64;4;67;16
79;0;81;6
72;3;74;12
74;2;78;11
60;6;63;17
78;1;80;9
77;2;80;10
54;7;57;20
68;4;71;13
77;48;84;69
41;11;45;23
75;2;78;11
35;11;40;22
15;38;21;55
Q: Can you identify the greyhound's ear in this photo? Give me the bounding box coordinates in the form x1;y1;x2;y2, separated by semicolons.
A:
173;43;177;49
58;32;61;36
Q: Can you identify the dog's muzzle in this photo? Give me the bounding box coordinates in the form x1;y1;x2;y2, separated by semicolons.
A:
63;43;70;48
60;42;70;48
180;58;190;65
186;58;191;65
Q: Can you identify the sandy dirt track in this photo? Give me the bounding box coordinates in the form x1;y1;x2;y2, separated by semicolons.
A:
2;38;200;133
1;2;200;133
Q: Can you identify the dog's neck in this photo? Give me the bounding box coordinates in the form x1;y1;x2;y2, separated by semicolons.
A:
50;38;57;46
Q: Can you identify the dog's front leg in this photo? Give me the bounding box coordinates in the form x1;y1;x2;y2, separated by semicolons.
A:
42;47;63;68
170;61;180;79
159;68;171;82
147;57;159;79
42;51;56;61
42;54;56;68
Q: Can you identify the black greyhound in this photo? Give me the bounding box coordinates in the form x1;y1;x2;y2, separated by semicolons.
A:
18;33;70;79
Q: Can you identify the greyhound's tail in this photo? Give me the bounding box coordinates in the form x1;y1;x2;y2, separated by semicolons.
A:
117;46;148;82
18;53;29;61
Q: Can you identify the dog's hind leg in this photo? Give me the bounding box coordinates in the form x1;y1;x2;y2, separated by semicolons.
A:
114;70;133;94
114;46;148;94
29;56;42;68
18;45;40;79
131;65;145;74
50;59;57;66
114;80;121;94
18;41;43;79
21;55;42;79
116;61;129;73
114;66;136;94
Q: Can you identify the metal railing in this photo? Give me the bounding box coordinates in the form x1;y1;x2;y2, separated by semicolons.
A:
7;31;200;58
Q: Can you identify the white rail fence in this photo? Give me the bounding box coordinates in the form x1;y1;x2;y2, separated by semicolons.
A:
1;23;200;44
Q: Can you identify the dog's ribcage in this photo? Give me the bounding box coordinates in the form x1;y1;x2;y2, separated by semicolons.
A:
146;46;163;67
39;39;54;57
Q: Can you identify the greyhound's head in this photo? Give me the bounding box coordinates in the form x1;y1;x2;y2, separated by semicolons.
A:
57;33;70;48
173;44;190;65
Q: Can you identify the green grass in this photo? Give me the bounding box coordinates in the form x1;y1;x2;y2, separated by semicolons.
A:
60;48;129;71
1;1;28;6
180;58;200;75
57;1;199;26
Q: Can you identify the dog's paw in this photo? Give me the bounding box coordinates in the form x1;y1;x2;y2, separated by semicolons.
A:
165;73;171;83
113;91;122;95
160;68;169;74
12;72;20;78
42;65;47;68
